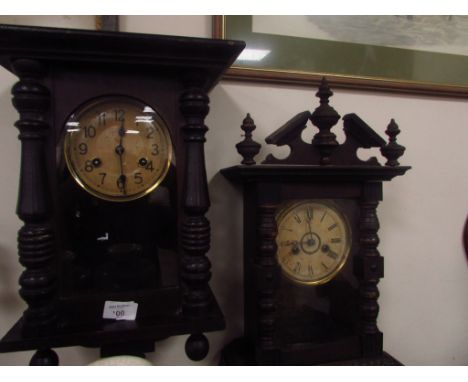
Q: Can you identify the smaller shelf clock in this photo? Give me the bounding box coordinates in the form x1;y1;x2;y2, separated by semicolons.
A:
221;78;410;365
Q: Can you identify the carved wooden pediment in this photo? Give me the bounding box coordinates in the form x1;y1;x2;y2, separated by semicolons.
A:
236;78;405;168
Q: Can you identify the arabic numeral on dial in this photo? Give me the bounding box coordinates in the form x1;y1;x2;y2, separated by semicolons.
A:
116;177;126;191
98;112;106;126
114;109;125;121
145;160;154;172
151;143;159;155
84;160;94;172
84;125;96;138
78;143;88;155
98;172;106;185
134;172;143;184
147;126;155;139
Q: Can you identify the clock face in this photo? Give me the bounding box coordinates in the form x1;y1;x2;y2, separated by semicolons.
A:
276;200;351;285
64;96;173;202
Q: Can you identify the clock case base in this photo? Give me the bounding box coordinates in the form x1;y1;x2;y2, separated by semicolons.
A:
219;337;402;366
0;289;224;357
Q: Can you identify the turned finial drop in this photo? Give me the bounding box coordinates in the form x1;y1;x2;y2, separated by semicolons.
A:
236;113;261;165
381;119;406;166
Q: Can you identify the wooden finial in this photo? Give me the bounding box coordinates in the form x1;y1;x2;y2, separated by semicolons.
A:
310;77;340;165
381;119;405;166
316;76;334;104
236;113;261;165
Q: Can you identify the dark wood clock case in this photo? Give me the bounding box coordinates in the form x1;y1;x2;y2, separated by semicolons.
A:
221;79;410;365
0;24;244;365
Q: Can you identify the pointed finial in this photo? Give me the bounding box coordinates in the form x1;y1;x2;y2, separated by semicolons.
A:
316;77;333;105
310;77;340;165
381;119;406;166
236;113;261;165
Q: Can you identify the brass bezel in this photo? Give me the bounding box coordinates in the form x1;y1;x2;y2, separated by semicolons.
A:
276;199;351;286
63;95;173;202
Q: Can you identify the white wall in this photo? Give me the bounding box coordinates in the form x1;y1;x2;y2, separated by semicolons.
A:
0;15;467;366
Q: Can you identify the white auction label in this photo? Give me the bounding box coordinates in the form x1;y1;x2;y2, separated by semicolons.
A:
103;301;138;321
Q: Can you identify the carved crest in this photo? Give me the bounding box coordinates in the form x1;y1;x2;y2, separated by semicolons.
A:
250;78;406;167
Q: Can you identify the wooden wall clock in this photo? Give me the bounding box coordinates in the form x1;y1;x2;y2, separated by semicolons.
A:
221;78;410;365
0;24;244;365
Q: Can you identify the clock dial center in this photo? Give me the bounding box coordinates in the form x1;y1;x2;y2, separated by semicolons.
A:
299;232;321;255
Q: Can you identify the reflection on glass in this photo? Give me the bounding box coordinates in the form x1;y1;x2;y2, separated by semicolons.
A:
237;48;271;62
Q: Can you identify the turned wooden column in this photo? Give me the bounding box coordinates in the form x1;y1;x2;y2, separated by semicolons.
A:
11;59;57;333
356;182;384;356
255;200;279;365
179;73;212;317
12;59;58;365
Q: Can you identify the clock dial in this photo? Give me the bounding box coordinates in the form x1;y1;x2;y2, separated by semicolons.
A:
64;96;172;202
276;201;351;285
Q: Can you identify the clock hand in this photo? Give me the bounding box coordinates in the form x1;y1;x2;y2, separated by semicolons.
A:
117;174;127;194
306;220;316;246
307;219;313;234
115;120;127;195
118;121;126;138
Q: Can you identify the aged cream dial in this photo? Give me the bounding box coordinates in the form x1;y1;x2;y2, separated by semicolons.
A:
64;96;172;202
276;200;351;285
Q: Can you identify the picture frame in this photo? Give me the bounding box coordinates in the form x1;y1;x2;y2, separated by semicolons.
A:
95;16;119;32
213;15;468;98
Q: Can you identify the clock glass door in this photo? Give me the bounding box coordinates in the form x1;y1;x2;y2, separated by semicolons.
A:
275;199;359;349
56;96;179;324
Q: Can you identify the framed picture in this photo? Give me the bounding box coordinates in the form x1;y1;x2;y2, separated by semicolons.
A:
95;16;119;32
0;16;119;32
213;15;468;98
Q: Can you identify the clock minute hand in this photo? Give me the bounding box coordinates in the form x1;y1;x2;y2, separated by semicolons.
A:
115;120;127;195
307;219;313;234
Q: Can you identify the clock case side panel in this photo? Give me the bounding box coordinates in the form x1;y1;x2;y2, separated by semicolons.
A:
242;182;281;365
242;183;257;347
50;63;183;328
